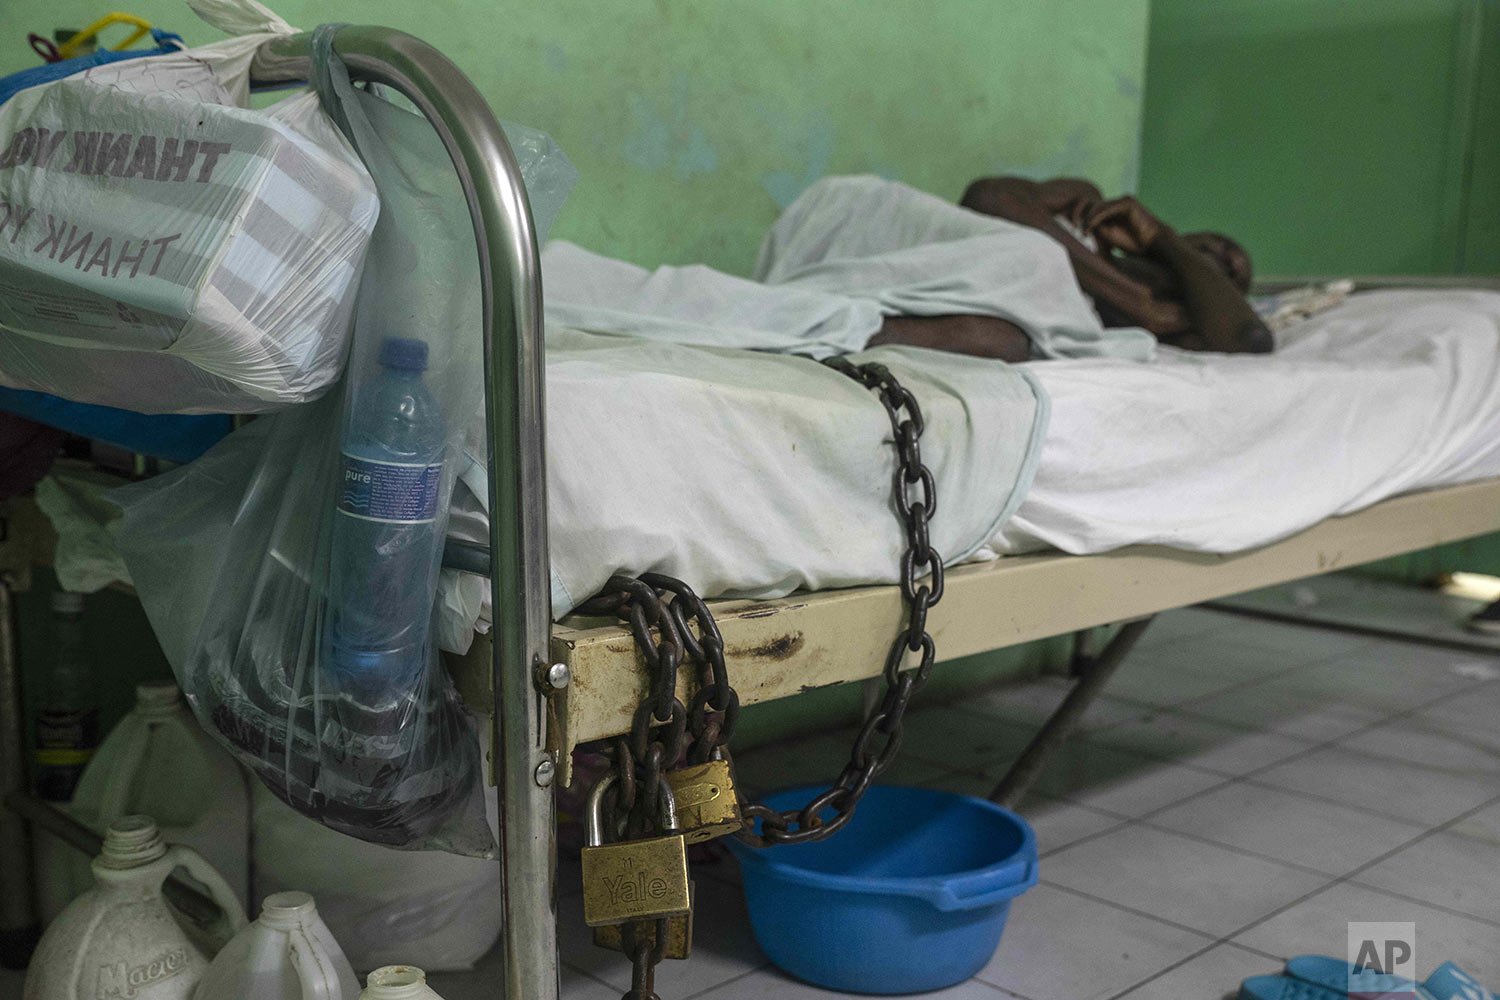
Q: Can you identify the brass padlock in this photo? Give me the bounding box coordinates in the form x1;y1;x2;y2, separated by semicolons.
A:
665;757;743;844
580;774;692;928
592;882;695;960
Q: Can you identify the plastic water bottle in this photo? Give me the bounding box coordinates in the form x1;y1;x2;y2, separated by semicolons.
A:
34;591;97;803
324;337;445;703
33;590;100;925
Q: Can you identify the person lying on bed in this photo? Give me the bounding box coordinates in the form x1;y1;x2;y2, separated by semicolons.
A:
956;176;1273;356
544;174;1273;365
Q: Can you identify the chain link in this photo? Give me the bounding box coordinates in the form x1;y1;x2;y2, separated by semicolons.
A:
576;358;942;993
736;357;942;845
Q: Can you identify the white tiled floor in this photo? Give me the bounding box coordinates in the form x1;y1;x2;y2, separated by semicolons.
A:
5;591;1498;1000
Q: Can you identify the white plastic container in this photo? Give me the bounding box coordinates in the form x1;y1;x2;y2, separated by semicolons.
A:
251;766;500;971
24;816;246;1000
194;891;359;1000
41;681;251;923
360;966;446;1000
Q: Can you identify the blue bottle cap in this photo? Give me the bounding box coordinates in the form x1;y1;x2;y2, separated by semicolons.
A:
378;337;429;372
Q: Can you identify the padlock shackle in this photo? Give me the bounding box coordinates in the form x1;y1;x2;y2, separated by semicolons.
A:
586;773;679;846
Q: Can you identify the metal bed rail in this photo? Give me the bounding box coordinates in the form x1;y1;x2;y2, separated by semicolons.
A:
249;28;557;1000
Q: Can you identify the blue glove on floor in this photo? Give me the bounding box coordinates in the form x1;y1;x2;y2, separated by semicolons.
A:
1239;956;1494;1000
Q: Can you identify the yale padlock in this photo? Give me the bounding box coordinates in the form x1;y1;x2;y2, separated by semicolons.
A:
664;757;743;844
581;773;692;928
592;882;695;960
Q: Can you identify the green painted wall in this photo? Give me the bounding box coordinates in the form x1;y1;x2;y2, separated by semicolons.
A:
5;0;1150;275
1140;0;1498;277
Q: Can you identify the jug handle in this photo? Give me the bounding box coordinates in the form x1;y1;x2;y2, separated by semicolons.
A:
288;925;345;1000
96;719;152;826
165;844;248;932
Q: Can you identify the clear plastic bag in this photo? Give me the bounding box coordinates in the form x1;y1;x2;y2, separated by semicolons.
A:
113;26;575;852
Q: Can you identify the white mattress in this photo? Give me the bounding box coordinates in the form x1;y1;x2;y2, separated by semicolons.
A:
445;287;1500;644
993;288;1500;557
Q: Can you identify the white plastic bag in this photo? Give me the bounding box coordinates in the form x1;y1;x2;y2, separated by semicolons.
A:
0;75;377;413
252;780;502;972
184;0;298;106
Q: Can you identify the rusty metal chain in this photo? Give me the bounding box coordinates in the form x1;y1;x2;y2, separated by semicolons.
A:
627;935;660;1000
572;575;694;999
575;359;941;994
737;356;943;845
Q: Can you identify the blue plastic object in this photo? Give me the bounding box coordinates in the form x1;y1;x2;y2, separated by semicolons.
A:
1426;961;1495;1000
1241;957;1496;1000
728;784;1038;995
0;388;231;464
1286;955;1417;996
0;29;184;105
1238;974;1342;1000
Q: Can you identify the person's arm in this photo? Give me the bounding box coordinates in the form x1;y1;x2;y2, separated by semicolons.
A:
961;178;1190;337
1084;197;1273;354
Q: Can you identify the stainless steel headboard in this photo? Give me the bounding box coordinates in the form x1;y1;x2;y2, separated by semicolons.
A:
250;27;557;999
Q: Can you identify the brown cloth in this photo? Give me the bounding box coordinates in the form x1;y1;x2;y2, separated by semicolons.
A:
960;177;1253;340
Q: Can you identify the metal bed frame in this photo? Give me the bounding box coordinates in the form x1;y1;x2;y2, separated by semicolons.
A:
243;27;564;999
2;23;1500;999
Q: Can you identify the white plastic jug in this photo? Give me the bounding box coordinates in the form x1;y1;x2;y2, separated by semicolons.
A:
359;966;446;1000
194;891;359;1000
43;681;251;923
25;816;247;1000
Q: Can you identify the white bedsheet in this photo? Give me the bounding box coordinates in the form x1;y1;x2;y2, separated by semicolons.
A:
545;176;1156;363
995;289;1500;556
439;330;1046;648
445;288;1500;646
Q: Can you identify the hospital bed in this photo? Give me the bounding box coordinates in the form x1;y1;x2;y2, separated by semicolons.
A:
3;23;1500;1000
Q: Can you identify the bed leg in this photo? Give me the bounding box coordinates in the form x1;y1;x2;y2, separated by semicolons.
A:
494;663;559;1000
988;616;1155;809
1069;628;1100;677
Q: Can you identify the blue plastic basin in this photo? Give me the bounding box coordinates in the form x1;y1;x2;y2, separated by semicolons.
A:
728;784;1038;994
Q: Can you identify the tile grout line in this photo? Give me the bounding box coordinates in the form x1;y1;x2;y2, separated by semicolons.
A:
676;962;768;1000
912;655;1496;892
1015;631;1498;998
1098;630;1389;718
965;641;1500;999
1226;788;1500;943
721;627;1496;1000
1122;628;1495;732
561;959;634;996
1119;675;1500;822
1336;877;1500;931
1034;879;1231;942
1234;772;1491;828
1099;788;1500;1000
914;641;1492;835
